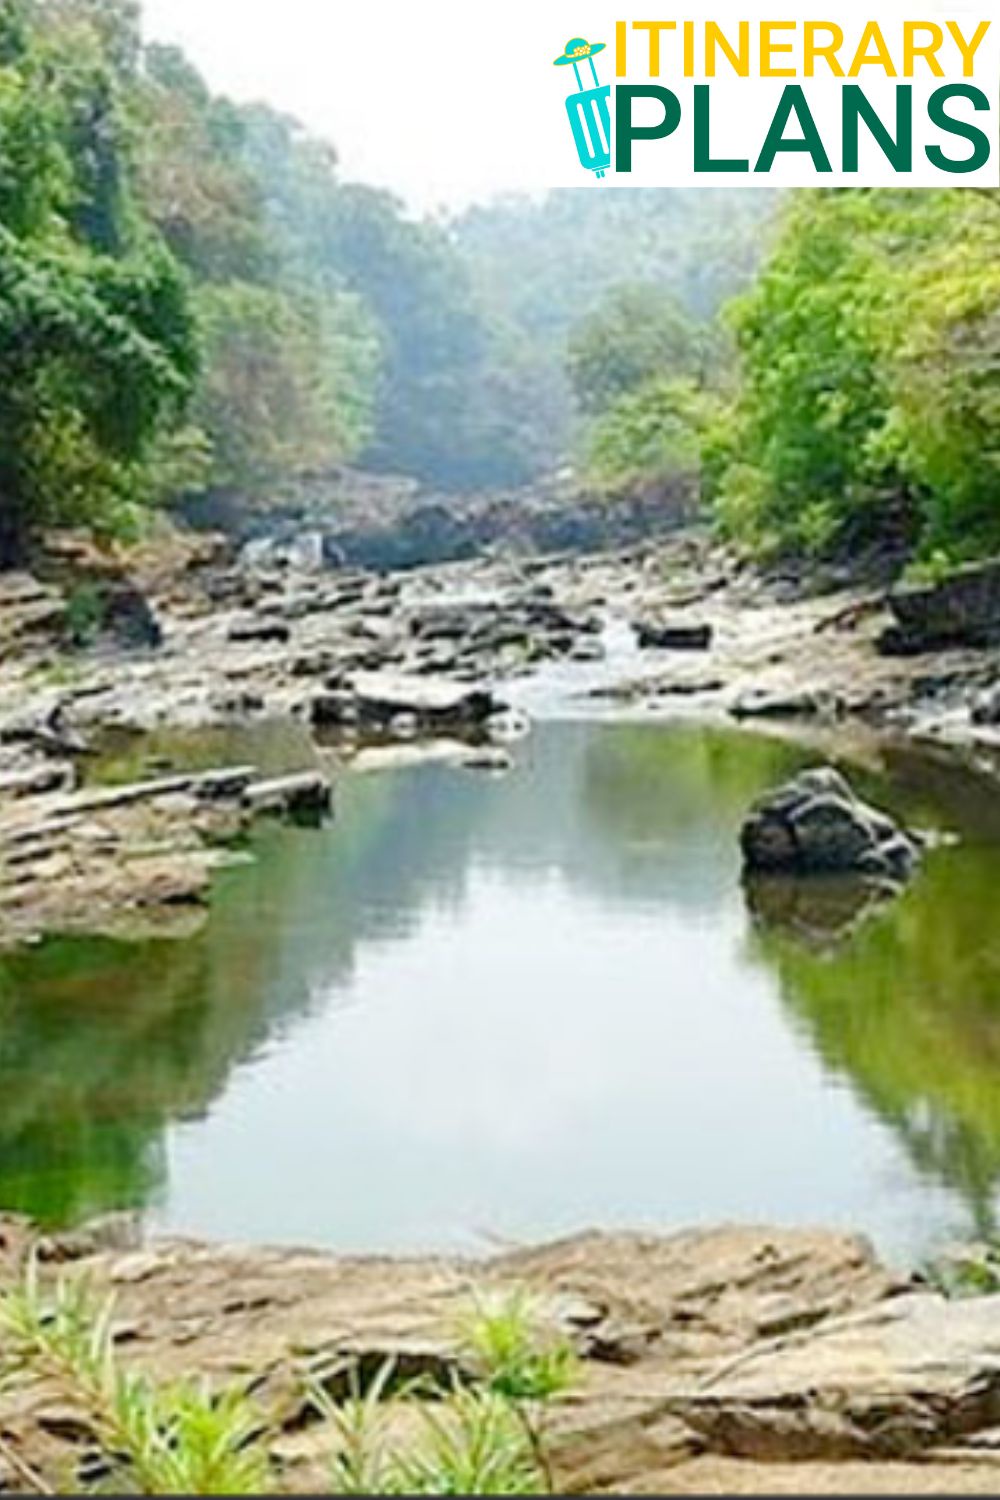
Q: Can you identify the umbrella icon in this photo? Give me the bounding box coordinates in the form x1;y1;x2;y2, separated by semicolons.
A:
554;38;611;179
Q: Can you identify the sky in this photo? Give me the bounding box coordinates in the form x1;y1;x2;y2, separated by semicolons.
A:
141;1;1000;207
141;0;582;213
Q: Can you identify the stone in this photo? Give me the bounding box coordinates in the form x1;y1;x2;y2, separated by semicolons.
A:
635;618;713;651
0;1222;902;1493
730;689;840;721
880;559;1000;655
670;1292;1000;1461
741;767;921;880
227;616;292;645
312;672;501;733
971;684;1000;727
241;772;332;820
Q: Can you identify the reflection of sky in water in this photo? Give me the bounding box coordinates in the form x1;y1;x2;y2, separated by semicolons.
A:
4;719;1000;1262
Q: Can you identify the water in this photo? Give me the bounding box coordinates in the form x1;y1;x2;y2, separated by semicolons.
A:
2;719;1000;1266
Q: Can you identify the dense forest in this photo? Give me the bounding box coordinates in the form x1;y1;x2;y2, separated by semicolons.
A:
1;0;997;573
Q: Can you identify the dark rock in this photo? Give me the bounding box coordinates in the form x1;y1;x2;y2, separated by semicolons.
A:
242;772;332;821
730;689;840;721
635;619;713;651
227;616;292;645
879;559;1000;655
101;585;162;650
311;673;502;734
741;767;920;880
971;683;1000;726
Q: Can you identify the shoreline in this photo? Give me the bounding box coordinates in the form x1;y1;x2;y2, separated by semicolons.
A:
2;1214;1000;1493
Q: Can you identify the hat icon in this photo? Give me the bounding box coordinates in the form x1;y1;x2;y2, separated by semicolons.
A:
554;37;606;66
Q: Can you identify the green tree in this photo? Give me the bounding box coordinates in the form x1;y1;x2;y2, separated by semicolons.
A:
0;0;197;559
567;284;715;416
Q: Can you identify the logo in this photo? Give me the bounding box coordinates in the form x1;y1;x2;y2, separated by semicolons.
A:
554;37;611;179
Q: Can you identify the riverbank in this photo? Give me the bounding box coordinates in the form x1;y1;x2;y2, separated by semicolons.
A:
3;527;1000;951
2;1215;1000;1493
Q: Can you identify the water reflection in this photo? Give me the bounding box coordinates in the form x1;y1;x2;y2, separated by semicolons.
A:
0;721;998;1259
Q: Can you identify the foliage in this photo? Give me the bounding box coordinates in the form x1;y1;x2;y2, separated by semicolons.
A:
922;1243;1000;1300
567;284;717;417
0;1264;271;1493
191;282;378;496
710;188;1000;564
0;1273;576;1495
587;377;719;495
0;0;197;557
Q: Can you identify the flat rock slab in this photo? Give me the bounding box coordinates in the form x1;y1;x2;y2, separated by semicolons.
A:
0;1222;907;1494
673;1292;1000;1461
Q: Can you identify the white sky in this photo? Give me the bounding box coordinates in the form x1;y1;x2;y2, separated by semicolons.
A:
140;0;581;213
140;1;999;207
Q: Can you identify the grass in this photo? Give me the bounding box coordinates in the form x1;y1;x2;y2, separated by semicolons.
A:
0;1266;577;1495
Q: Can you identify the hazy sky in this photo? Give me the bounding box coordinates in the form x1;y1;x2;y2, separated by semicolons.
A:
141;0;581;212
140;1;999;205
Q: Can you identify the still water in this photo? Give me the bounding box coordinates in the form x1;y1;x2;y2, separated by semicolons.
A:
2;719;1000;1265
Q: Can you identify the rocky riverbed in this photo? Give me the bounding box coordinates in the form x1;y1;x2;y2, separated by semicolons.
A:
3;1216;1000;1494
3;527;1000;950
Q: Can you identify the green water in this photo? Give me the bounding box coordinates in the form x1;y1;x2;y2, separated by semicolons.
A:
2;719;1000;1262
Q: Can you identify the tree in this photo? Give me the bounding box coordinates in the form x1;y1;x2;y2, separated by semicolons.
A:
708;188;1000;563
0;0;197;559
568;284;715;416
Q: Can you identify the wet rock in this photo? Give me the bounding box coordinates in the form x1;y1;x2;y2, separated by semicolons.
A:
635;619;713;651
241;772;332;821
741;767;920;880
971;683;1000;726
880;559;1000;655
730;688;840;721
311;672;502;733
457;746;513;774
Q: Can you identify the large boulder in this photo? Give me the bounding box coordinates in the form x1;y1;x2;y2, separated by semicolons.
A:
741;767;919;880
879;558;1000;655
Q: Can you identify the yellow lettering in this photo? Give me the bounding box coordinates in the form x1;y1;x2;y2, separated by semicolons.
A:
946;19;991;77
632;20;676;77
849;21;897;76
705;20;750;77
760;20;797;77
804;21;845;77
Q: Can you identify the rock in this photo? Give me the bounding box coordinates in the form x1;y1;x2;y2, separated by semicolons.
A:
740;767;921;880
241;772;332;820
635;618;713;651
971;684;1000;726
227;616;292;645
671;1292;1000;1461
880;559;1000;655
312;672;501;733
0;1222;901;1493
0;703;90;758
0;573;66;647
0;762;76;800
457;746;513;773
100;584;163;650
730;689;840;721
